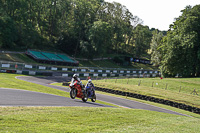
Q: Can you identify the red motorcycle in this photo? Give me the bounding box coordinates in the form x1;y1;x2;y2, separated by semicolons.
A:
69;80;88;102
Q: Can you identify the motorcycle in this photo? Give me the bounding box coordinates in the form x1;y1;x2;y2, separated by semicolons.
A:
69;81;88;102
85;86;96;102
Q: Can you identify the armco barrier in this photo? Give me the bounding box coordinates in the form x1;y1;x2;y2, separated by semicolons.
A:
1;68;160;78
94;87;200;114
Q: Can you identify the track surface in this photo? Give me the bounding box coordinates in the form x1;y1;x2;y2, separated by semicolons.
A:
1;76;189;116
0;88;111;107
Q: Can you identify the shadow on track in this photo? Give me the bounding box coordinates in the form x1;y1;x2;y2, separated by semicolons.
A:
74;100;112;107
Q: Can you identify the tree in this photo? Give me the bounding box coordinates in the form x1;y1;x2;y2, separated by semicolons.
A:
160;5;200;77
0;0;145;59
88;20;112;57
150;30;164;66
0;7;18;49
133;24;152;58
99;2;142;54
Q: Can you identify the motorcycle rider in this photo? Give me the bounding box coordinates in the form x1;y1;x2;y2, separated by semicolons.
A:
70;74;84;91
85;79;95;94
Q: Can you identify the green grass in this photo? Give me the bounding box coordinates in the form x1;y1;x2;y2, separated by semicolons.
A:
0;53;36;63
82;78;200;109
101;78;200;95
79;60;121;68
14;53;38;63
130;62;158;70
79;60;157;69
0;107;200;133
1;74;200;132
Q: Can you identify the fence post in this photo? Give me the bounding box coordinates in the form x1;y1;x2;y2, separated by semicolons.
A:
127;77;129;84
165;83;168;90
138;80;141;86
15;63;18;70
126;88;127;98
152;81;154;87
191;88;198;95
115;77;117;83
23;63;25;70
179;86;181;93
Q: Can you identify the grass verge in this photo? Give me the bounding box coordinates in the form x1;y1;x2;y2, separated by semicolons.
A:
86;78;200;109
0;53;36;63
78;60;157;69
0;107;200;133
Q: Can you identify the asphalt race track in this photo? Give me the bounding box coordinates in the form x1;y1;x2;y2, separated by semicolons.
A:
0;88;111;107
0;76;189;116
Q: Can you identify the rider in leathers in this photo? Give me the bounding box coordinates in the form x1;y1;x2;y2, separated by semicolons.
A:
70;74;84;92
85;79;95;95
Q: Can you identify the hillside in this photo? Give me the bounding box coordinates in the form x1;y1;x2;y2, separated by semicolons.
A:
0;52;157;70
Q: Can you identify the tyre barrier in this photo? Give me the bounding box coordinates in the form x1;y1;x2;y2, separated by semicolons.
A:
62;82;70;86
95;87;200;114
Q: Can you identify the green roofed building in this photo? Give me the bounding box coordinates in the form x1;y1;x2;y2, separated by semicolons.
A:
26;50;79;66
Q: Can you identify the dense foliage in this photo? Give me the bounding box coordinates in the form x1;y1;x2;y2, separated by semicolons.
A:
150;5;200;77
0;0;153;59
2;0;199;77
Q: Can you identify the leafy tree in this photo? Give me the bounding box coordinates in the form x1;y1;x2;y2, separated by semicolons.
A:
0;13;18;48
0;0;147;60
133;24;152;58
150;30;164;66
100;2;142;54
88;20;112;57
160;5;200;77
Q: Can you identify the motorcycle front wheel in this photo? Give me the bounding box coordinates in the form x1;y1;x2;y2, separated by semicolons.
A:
91;95;96;102
82;96;88;102
82;92;88;102
70;89;76;99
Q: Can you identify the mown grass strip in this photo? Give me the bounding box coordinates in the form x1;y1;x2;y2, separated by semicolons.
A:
0;107;200;133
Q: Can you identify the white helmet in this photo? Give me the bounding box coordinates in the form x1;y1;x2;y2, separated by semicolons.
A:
73;74;78;78
88;79;92;83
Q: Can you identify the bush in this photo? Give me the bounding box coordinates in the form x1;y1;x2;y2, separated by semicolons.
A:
113;56;124;65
